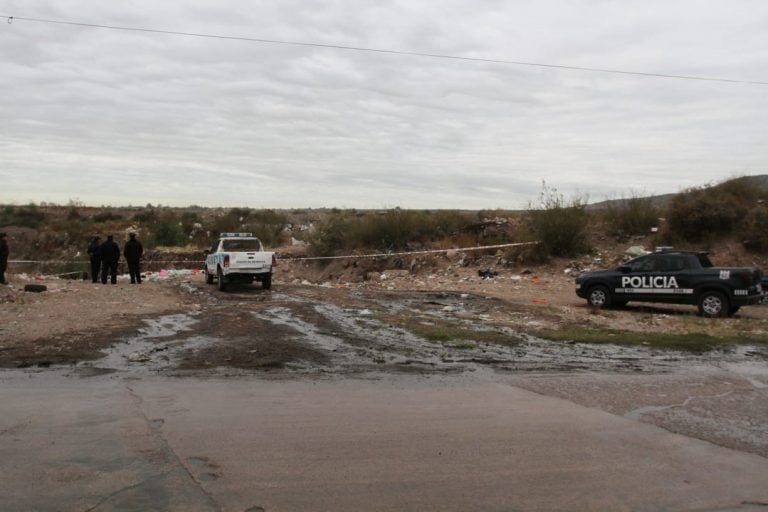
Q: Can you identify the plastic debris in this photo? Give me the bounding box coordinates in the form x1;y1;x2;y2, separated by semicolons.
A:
626;246;649;257
144;269;201;282
127;352;151;363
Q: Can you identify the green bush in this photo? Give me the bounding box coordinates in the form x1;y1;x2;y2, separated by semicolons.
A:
132;208;158;224
149;212;186;247
425;210;471;238
206;208;288;248
309;213;354;256
526;183;591;258
352;209;425;251
93;211;123;223
739;204;768;250
308;209;476;257
179;211;201;233
211;208;251;234
603;196;661;239
0;204;47;228
666;178;764;243
66;207;83;221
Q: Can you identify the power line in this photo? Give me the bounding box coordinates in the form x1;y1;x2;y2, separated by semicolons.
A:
3;14;768;86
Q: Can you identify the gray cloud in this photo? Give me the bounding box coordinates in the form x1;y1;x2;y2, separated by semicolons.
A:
1;0;767;208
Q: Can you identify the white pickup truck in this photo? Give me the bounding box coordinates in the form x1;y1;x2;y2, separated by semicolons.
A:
204;233;276;291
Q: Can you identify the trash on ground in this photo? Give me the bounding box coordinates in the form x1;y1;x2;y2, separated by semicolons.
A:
127;352;151;363
625;246;649;257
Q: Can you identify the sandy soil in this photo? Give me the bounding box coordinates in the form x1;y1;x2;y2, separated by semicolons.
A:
0;275;191;367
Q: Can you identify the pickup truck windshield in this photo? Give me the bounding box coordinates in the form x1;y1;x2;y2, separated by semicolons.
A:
222;239;263;251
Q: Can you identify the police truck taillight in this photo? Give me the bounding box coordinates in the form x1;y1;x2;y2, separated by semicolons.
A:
224;255;230;268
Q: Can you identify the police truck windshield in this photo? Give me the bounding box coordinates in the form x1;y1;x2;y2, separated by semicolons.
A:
222;239;263;251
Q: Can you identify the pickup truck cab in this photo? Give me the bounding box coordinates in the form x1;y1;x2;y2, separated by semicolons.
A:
575;249;763;317
204;233;276;291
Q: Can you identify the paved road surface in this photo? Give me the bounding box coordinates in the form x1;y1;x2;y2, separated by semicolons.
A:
2;370;767;511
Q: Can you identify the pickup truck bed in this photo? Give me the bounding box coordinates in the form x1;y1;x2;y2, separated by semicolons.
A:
204;234;276;291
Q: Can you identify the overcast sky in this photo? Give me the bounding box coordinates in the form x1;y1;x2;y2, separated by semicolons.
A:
1;1;767;209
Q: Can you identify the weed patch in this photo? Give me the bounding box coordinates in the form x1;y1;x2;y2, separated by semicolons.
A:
533;327;768;352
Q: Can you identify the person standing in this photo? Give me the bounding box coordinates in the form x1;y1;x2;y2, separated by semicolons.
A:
0;232;9;285
123;232;144;284
86;236;101;283
100;235;120;285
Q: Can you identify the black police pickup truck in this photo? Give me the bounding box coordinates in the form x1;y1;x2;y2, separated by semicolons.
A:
575;249;764;317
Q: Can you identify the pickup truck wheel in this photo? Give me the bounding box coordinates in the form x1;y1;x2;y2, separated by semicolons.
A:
217;268;227;292
587;285;612;308
262;273;272;290
698;291;728;317
205;269;214;284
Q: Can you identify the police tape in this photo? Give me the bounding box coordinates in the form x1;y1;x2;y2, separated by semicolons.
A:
7;259;204;264
6;241;539;266
279;241;540;261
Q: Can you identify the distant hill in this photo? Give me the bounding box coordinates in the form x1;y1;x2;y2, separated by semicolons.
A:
587;174;768;211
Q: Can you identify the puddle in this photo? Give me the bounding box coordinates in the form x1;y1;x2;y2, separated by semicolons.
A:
5;288;768;380
251;304;462;373
75;313;214;376
712;345;768;388
136;314;199;338
249;297;768;377
226;296;768;378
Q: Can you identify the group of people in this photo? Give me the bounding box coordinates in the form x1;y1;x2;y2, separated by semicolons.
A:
87;232;144;284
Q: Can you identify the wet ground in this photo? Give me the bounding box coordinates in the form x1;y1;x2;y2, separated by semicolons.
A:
2;280;768;510
46;282;768;378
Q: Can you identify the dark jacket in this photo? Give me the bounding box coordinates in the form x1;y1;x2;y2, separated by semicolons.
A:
0;239;8;262
100;239;120;264
123;237;144;262
87;239;101;260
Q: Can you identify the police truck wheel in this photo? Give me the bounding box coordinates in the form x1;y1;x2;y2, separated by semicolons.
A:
698;291;727;317
217;268;227;292
262;273;272;290
587;285;611;308
205;270;214;284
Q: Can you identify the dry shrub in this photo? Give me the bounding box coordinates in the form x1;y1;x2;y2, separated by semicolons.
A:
739;204;768;250
526;183;591;258
667;177;766;243
603;196;661;239
309;209;476;256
